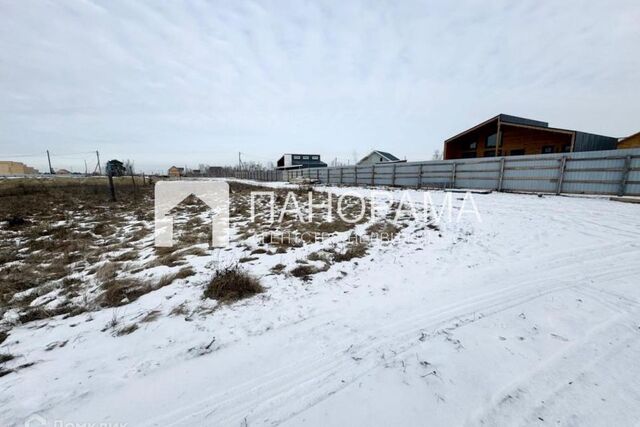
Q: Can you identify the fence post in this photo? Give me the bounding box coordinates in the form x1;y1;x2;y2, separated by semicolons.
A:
355;166;358;185
450;163;457;189
392;163;397;186
107;172;117;202
497;157;505;191
316;169;320;182
326;168;330;184
619;155;632;196
417;164;424;188
556;156;567;195
371;165;375;186
340;167;343;185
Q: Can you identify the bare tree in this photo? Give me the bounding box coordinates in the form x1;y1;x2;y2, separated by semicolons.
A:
432;150;442;160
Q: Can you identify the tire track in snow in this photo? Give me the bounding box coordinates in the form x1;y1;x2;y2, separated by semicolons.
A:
469;305;640;426
141;244;640;426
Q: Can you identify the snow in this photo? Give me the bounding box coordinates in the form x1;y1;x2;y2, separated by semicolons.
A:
1;184;640;426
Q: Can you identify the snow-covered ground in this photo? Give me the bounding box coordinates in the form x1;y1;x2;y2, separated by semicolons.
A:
1;183;640;426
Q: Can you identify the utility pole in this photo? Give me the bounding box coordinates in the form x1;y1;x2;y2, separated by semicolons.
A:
46;150;54;174
96;150;102;175
84;160;88;175
238;152;242;170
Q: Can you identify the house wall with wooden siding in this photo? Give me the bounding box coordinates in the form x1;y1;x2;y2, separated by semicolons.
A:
168;166;183;177
618;132;640;149
444;124;498;159
500;126;573;156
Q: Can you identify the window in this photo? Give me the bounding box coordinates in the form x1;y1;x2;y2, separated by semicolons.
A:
541;146;554;154
484;150;495;157
486;133;497;148
312;156;319;160
510;149;525;156
562;144;571;152
293;155;301;160
302;155;309;160
461;151;477;159
465;141;477;150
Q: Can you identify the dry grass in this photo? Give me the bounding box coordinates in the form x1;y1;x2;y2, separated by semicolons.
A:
333;242;368;262
112;250;140;262
157;267;195;288
289;264;320;279
116;323;139;336
270;263;286;273
204;266;264;303
169;303;189;317
95;262;120;283
140;310;162;323
0;353;15;364
365;221;402;237
100;278;148;307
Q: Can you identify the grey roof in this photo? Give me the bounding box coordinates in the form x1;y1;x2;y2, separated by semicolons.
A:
498;114;548;128
373;150;400;161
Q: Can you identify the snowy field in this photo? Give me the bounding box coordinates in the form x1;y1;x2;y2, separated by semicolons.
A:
1;180;640;426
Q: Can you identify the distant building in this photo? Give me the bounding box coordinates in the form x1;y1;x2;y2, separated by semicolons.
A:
618;131;640;149
444;114;618;160
357;150;405;165
55;169;71;175
168;166;184;177
207;166;224;177
0;161;39;175
276;154;327;170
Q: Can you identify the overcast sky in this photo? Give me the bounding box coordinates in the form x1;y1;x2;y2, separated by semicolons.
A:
1;0;639;173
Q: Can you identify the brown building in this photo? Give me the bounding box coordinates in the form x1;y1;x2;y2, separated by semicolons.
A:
0;161;39;175
168;166;184;177
444;114;618;160
618;131;640;149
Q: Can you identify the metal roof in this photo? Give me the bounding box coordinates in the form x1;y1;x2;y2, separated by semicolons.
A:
373;150;400;161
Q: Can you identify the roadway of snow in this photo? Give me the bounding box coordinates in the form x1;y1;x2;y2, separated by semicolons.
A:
1;184;640;426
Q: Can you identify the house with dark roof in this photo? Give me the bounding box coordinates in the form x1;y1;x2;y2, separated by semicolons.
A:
357;150;405;166
444;114;618;160
276;154;327;170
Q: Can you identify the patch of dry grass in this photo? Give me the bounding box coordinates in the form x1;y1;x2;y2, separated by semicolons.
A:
157;266;195;288
95;261;120;283
116;323;139;336
204;266;264;303
112;250;140;262
270;263;286;273
100;278;148;307
365;221;402;237
333;242;368;262
140;310;162;323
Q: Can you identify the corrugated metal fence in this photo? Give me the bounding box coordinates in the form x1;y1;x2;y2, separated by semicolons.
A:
222;169;284;182
283;148;640;196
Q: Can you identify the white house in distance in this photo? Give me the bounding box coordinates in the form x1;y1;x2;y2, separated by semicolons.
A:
357;150;405;166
